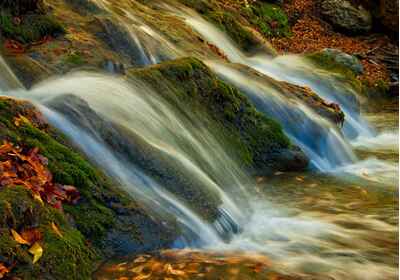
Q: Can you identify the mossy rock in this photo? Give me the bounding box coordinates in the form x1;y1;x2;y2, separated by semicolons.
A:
128;57;307;174
0;97;178;277
307;51;391;99
0;187;96;280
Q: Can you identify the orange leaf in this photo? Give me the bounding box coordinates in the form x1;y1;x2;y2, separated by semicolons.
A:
51;222;63;238
11;229;30;245
0;263;9;279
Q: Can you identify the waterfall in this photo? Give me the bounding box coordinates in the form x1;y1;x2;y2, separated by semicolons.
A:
178;14;356;170
208;62;357;170
5;71;252;246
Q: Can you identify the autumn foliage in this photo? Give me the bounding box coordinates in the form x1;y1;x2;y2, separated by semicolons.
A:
0;139;80;210
0;135;74;277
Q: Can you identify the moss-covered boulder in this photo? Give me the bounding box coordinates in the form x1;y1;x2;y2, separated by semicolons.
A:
0;97;178;279
128;57;309;174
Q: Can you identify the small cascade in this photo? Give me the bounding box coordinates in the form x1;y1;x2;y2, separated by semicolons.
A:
93;0;182;65
5;72;251;246
208;62;356;170
180;12;396;171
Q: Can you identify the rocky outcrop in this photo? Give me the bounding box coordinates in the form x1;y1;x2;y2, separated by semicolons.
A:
319;0;372;33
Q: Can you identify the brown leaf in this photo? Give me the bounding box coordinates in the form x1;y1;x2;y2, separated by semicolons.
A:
21;228;42;244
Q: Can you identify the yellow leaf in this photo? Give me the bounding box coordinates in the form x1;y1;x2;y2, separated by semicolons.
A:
14;115;30;127
11;229;30;245
29;242;43;264
50;222;63;238
33;193;44;206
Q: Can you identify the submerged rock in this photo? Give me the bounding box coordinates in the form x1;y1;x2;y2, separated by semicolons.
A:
319;0;372;33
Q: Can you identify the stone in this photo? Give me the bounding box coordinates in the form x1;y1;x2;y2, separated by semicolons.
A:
320;0;372;33
322;48;364;75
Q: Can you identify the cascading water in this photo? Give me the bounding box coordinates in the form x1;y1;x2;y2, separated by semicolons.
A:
5;71;251;246
0;1;397;278
180;10;398;180
208;61;356;170
178;13;356;170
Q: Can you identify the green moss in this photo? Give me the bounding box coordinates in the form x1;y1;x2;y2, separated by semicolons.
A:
64;52;86;66
0;97;128;246
248;3;290;38
306;52;362;92
129;57;290;170
12;123;116;243
0;187;96;280
0;10;64;44
361;79;392;98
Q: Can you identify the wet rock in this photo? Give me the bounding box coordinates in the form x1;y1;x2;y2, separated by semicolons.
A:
228;63;346;126
319;0;372;33
129;58;309;174
322;48;364;75
0;97;178;278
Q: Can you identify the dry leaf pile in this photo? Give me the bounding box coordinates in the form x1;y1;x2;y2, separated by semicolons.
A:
270;0;391;85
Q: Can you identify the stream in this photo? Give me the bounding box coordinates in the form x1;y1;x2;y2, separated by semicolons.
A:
0;2;397;279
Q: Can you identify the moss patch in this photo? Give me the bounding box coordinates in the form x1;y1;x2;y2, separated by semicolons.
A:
0;10;64;44
0;187;96;280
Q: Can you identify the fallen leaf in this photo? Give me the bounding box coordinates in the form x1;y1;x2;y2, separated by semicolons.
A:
0;263;9;279
33;193;44;205
11;229;30;245
29;242;43;264
51;222;63;238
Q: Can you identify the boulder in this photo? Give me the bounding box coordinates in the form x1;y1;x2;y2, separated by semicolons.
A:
322;48;364;75
320;0;372;33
